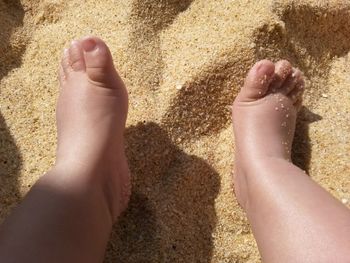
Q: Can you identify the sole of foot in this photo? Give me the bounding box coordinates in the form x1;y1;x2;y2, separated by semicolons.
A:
232;59;305;207
56;36;131;221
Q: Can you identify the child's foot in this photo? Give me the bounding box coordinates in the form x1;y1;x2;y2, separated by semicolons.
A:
232;60;304;207
56;36;131;221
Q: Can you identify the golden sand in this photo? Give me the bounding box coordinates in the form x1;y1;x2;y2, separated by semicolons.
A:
0;0;349;262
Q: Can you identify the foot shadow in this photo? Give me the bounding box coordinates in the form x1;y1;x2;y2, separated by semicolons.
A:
105;122;220;263
292;106;322;173
0;0;25;221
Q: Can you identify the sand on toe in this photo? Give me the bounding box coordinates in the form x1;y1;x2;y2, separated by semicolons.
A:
0;0;349;262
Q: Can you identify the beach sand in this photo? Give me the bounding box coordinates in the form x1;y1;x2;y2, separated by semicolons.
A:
0;0;349;262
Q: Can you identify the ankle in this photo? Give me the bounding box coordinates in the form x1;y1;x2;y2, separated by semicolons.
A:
49;162;120;221
53;154;130;222
234;156;291;210
233;165;249;209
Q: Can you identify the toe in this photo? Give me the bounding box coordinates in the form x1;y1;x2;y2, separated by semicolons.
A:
81;36;116;84
294;98;303;112
68;40;86;72
289;77;305;104
279;68;303;95
269;60;293;92
238;60;275;102
61;48;70;74
58;64;66;86
61;48;70;76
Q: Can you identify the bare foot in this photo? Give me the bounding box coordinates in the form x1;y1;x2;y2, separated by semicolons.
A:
232;60;304;207
56;36;131;221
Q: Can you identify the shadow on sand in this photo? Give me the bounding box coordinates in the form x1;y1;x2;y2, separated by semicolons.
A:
106;122;220;263
292;106;322;173
0;0;25;221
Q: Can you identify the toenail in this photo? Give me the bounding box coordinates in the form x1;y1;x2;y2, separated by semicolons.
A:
83;38;97;52
64;48;69;56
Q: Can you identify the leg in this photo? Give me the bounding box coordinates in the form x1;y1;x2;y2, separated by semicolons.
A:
232;60;350;262
0;37;131;263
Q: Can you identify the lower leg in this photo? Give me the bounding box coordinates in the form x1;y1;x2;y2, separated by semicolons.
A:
242;158;350;262
233;60;350;262
0;167;114;263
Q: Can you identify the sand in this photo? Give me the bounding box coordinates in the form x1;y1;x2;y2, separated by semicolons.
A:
0;0;349;262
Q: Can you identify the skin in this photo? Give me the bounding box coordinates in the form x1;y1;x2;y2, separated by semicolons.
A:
232;60;350;263
0;37;349;262
0;37;131;263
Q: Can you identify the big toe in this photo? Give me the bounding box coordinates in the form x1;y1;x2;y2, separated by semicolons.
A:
237;60;275;102
81;36;117;85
